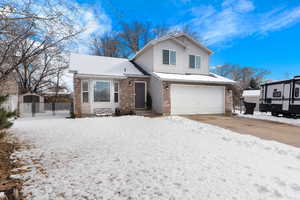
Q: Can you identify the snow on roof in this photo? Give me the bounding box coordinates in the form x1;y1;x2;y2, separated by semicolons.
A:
153;72;235;84
69;53;145;77
242;90;260;97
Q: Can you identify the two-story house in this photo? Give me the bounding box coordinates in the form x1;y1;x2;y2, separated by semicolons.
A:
69;33;235;117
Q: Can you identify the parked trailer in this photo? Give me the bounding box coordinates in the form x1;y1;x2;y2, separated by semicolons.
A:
259;76;300;117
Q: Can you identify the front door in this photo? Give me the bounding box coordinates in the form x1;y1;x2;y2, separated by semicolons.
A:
135;82;146;109
282;83;290;111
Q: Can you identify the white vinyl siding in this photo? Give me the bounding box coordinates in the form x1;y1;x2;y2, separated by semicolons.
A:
189;55;201;69
162;49;176;65
170;51;176;65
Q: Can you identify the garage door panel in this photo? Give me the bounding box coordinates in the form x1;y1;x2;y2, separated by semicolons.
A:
170;84;225;115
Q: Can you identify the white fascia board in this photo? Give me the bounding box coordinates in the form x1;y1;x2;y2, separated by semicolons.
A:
76;74;127;79
152;73;235;85
125;74;150;78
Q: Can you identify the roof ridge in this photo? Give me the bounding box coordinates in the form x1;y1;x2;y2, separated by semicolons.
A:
71;53;128;60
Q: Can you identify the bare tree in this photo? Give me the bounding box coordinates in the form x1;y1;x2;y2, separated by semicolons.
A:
169;24;199;40
153;24;170;38
90;32;123;57
213;64;270;108
214;64;269;89
15;42;68;94
0;0;83;82
118;21;153;55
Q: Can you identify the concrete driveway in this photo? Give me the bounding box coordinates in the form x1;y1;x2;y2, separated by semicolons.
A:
184;115;300;148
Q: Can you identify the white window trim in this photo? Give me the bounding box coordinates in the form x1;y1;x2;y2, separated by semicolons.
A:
81;80;89;104
189;54;201;69
114;81;119;103
134;81;147;108
162;49;176;66
93;80;111;103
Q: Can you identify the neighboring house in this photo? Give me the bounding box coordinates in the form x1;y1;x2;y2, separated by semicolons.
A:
0;73;19;112
69;33;235;117
242;90;260;111
43;86;72;103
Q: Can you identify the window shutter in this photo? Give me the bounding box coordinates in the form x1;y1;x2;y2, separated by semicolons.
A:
189;55;195;68
163;50;169;64
170;51;176;65
195;56;201;68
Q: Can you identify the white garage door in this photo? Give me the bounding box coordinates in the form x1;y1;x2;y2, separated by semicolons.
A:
170;84;225;115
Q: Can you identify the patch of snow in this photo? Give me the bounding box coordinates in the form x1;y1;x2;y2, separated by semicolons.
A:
0;192;7;198
11;116;300;199
153;72;235;84
238;112;300;126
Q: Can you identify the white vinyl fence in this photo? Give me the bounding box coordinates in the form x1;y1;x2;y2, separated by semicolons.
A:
0;95;18;112
20;102;71;118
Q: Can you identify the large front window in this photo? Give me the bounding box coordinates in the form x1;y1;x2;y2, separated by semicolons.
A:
94;81;110;102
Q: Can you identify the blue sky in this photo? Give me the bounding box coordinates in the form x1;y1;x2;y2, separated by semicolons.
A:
74;0;300;80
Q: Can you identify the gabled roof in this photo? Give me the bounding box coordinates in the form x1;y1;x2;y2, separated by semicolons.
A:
69;53;148;78
153;72;235;85
131;32;213;60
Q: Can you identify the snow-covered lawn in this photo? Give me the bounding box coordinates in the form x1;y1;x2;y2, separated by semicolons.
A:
11;116;300;200
238;112;300;126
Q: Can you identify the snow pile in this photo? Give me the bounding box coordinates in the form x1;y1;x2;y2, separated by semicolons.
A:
0;192;7;199
11;116;300;200
238;112;300;126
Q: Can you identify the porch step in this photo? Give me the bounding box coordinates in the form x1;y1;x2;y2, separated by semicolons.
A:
135;110;153;116
94;108;114;116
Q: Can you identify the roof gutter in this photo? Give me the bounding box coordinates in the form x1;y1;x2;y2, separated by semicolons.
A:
152;73;235;85
125;74;150;78
75;73;127;79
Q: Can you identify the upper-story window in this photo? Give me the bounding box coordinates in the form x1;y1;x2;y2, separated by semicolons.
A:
162;49;176;65
189;55;201;69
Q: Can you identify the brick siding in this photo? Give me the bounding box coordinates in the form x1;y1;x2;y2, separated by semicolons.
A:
119;77;149;114
73;76;150;117
225;86;233;115
73;76;81;117
162;81;171;115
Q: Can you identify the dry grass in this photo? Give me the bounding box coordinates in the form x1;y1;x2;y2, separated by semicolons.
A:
0;130;24;200
0;131;6;141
